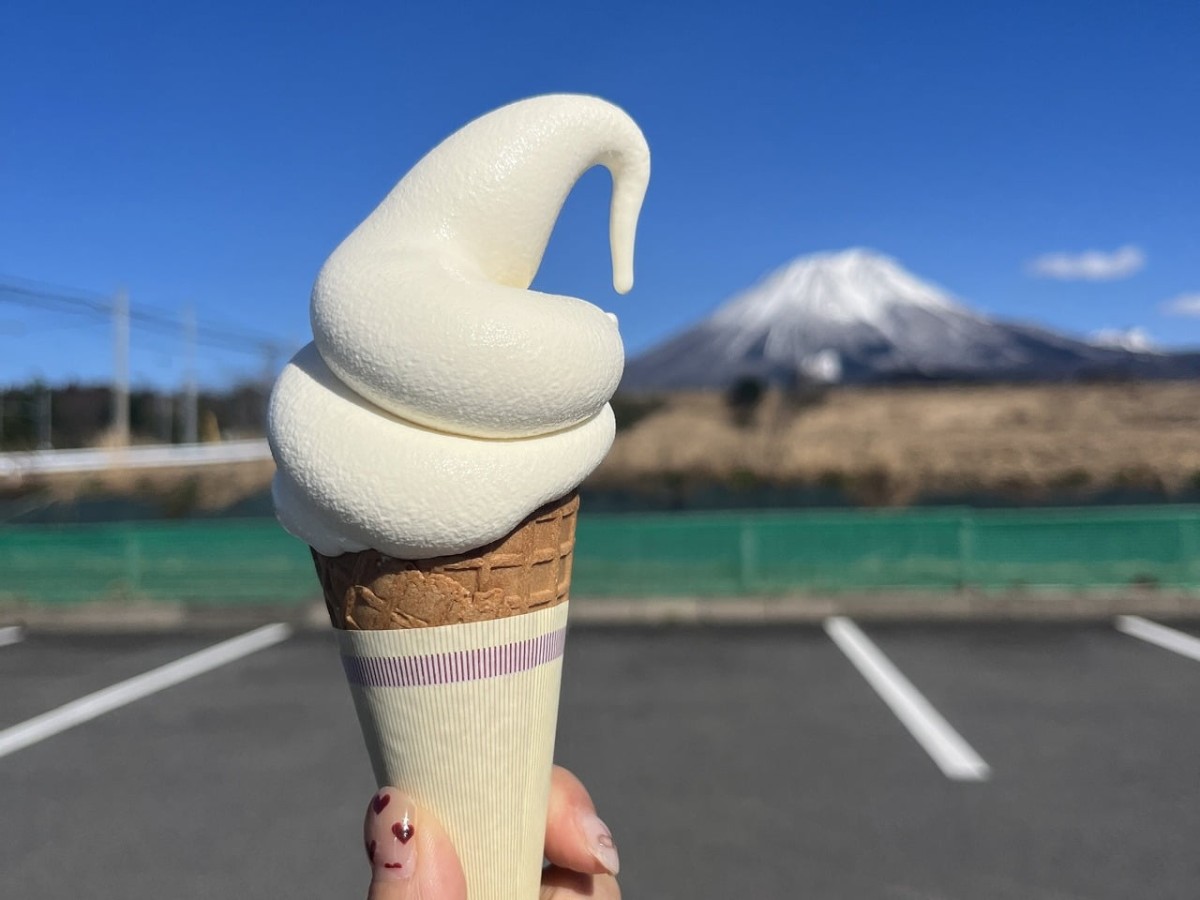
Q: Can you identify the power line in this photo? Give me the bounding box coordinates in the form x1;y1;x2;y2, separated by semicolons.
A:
0;275;286;357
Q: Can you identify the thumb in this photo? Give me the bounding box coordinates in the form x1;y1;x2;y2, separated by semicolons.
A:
363;787;467;900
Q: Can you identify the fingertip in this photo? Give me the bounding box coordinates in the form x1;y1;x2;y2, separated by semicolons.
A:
545;767;620;876
363;787;467;900
576;811;621;875
542;866;623;899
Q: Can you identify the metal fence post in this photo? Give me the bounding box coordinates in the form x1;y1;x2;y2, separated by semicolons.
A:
1180;511;1200;587
958;511;975;589
124;530;143;595
738;519;758;593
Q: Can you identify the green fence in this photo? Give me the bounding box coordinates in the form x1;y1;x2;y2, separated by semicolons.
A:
2;506;1199;605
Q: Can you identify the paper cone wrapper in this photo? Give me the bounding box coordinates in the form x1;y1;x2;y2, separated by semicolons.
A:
317;494;580;897
338;603;569;900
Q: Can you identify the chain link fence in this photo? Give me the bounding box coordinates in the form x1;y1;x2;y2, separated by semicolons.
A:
2;505;1198;604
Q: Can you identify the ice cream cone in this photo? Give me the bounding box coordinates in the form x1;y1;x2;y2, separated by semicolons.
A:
268;94;649;900
312;492;578;629
313;492;579;900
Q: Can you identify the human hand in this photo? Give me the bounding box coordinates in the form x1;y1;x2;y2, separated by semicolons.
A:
363;765;621;899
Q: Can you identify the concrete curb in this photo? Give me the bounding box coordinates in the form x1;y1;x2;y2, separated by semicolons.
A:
3;590;1200;631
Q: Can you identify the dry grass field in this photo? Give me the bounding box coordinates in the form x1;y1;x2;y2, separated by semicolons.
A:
8;381;1200;512
597;380;1200;504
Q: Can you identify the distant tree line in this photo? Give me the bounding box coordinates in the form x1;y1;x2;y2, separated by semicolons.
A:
0;381;269;451
724;373;830;428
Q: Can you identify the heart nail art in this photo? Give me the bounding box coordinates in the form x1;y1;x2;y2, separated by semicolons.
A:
365;791;415;881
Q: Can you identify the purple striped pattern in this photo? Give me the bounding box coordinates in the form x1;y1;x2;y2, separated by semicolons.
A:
342;627;567;688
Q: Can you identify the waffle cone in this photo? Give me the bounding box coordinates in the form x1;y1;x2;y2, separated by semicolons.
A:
311;492;578;630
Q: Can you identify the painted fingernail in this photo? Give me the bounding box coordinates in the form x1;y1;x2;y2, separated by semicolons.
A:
364;788;416;881
579;811;620;875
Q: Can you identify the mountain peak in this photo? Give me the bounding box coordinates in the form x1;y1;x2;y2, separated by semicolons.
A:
621;248;1197;391
712;248;961;331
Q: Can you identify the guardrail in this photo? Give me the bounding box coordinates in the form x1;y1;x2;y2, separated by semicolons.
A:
0;440;272;478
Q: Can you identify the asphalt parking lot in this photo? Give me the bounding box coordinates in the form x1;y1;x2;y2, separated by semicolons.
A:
0;617;1197;900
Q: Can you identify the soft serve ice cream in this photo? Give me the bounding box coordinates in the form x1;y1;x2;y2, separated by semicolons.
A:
268;94;650;559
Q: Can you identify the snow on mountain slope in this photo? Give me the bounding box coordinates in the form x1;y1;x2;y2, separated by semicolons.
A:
622;249;1196;390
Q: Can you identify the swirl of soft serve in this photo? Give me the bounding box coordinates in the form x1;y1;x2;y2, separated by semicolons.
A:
269;95;650;558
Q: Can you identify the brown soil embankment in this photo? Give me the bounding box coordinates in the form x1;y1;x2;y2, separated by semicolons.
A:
3;459;276;516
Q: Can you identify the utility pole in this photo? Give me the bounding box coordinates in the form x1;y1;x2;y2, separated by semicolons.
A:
37;385;52;450
260;342;280;433
155;393;172;442
182;305;198;444
113;288;130;446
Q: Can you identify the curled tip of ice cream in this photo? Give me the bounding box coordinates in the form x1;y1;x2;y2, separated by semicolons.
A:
609;157;645;295
310;94;650;439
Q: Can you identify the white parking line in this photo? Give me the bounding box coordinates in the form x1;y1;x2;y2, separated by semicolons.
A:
1115;616;1200;663
824;617;991;782
0;626;23;648
0;623;291;761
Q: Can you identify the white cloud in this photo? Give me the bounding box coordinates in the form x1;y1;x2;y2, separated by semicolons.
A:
1025;245;1145;281
1089;327;1156;352
1161;293;1200;317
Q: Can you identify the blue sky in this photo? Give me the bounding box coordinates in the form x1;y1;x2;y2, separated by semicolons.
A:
3;0;1198;388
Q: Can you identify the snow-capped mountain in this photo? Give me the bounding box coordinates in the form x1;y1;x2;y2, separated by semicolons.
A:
1088;327;1157;353
622;249;1199;390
